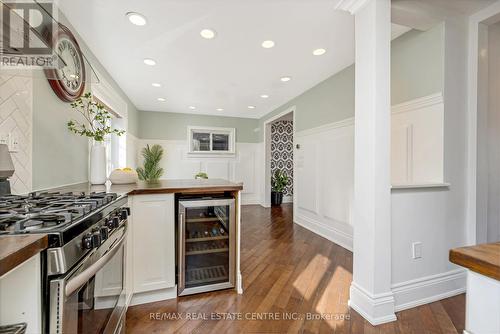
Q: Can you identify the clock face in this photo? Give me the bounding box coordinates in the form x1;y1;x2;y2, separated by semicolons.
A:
45;25;86;102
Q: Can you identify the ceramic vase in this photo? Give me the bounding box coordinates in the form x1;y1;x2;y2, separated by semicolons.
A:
90;142;107;184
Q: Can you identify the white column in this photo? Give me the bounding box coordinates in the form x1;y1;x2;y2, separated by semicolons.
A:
336;0;395;325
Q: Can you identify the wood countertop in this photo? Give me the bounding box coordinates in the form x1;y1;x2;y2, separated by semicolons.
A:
449;242;500;281
48;178;243;196
0;234;48;276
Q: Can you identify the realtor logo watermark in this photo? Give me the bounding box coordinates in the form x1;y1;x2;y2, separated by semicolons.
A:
1;0;57;68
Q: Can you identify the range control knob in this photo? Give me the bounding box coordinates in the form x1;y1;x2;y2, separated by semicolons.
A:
91;231;102;248
120;208;129;220
112;216;120;228
82;233;93;249
105;218;114;230
100;226;109;241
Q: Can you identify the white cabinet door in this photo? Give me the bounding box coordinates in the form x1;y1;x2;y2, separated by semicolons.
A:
130;194;175;293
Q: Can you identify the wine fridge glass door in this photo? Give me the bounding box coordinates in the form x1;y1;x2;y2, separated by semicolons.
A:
178;198;235;296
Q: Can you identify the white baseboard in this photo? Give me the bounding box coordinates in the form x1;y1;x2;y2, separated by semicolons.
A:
130;287;177;306
348;282;397;325
241;194;262;205
294;213;353;251
392;269;467;312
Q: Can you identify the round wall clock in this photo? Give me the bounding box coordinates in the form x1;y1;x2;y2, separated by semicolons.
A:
45;25;86;102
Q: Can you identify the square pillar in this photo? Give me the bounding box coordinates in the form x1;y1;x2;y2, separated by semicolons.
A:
336;0;395;325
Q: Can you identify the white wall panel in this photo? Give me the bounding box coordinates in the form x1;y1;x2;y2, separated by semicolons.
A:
391;93;444;185
136;140;262;204
294;119;355;251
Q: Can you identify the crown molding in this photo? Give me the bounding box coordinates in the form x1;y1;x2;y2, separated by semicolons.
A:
334;0;371;14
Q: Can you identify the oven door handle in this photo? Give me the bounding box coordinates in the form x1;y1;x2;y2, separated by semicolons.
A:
65;230;127;297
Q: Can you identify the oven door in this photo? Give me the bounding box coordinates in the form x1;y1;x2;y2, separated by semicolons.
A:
49;224;127;334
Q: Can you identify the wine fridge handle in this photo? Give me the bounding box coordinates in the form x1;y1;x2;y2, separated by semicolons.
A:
178;212;185;294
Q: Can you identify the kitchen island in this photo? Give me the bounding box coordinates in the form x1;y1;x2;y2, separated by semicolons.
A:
52;179;244;306
450;242;500;334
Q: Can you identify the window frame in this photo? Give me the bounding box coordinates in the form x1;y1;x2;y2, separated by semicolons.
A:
187;126;236;156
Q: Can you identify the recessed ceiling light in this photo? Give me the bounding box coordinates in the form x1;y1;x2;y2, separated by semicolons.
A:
143;58;156;66
313;48;327;56
260;94;269;99
280;76;292;82
200;29;216;39
152;83;161;87
126;12;147;26
248;105;256;109
189;106;196;110
216;108;224;111
261;40;275;49
157;97;166;102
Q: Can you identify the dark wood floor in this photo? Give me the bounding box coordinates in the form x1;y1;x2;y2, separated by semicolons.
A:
126;204;465;333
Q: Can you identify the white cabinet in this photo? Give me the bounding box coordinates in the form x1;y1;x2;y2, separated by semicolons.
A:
129;194;176;294
0;255;42;334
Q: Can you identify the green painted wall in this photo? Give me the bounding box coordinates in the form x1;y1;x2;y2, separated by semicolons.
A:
391;23;444;105
258;24;445;140
32;11;139;190
258;64;355;139
138;111;260;143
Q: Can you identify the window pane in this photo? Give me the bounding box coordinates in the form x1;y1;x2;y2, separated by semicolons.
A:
192;132;211;151
212;134;229;151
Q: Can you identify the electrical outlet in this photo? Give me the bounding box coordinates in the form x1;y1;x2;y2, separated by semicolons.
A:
8;133;19;152
412;242;422;259
0;133;8;146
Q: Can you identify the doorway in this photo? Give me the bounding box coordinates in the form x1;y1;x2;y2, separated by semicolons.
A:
476;18;500;244
263;107;295;208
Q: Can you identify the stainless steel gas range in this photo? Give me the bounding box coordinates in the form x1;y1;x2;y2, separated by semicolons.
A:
0;191;129;334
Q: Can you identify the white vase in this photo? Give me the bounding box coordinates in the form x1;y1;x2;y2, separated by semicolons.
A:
90;142;107;185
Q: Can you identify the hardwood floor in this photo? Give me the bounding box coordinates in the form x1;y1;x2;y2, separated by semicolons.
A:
126;204;465;333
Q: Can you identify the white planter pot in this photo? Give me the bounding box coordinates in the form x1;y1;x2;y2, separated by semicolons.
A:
90;142;107;185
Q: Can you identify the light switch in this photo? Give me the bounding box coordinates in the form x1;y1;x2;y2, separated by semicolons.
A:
412;242;422;259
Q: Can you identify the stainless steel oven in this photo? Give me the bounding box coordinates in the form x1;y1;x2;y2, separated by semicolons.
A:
49;221;127;334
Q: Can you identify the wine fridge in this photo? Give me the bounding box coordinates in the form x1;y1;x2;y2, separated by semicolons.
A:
178;196;235;296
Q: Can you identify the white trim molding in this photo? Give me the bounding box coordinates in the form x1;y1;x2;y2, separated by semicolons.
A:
391;269;466;312
294;214;353;251
391;93;443;115
466;0;500;246
295;117;354;138
348;282;397;326
334;0;370;14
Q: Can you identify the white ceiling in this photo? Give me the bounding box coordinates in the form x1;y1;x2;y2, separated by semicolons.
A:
59;0;357;119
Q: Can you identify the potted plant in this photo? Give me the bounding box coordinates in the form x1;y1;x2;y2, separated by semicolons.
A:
271;170;289;206
67;92;125;184
137;144;164;183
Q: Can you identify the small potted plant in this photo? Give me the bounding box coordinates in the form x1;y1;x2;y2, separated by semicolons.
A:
67;92;125;184
271;170;289;206
136;144;164;183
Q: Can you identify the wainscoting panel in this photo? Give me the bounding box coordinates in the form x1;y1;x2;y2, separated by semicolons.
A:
136;140;262;205
391;93;444;184
294;119;354;251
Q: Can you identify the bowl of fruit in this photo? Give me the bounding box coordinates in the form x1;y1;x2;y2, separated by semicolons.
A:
109;167;139;184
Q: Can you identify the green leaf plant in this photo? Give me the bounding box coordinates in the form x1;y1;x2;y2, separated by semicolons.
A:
67;92;125;142
271;169;289;193
136;144;164;183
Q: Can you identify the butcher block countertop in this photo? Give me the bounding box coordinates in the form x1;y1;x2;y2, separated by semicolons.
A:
450;242;500;281
0;234;48;276
50;179;243;196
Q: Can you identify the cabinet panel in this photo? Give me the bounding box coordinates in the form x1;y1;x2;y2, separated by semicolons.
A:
131;194;175;293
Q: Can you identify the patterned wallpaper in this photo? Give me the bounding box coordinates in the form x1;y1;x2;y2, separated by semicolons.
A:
0;72;33;194
271;120;293;196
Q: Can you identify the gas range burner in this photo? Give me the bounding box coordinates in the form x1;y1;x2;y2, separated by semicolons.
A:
0;191;118;234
